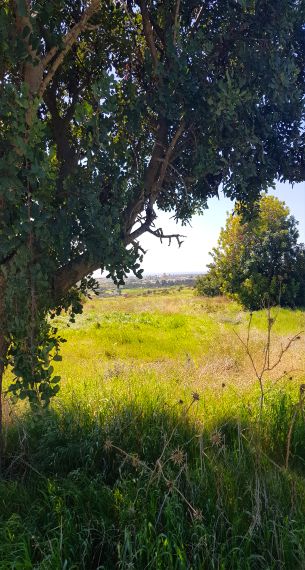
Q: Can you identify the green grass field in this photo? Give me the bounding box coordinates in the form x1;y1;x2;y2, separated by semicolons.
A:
1;289;305;569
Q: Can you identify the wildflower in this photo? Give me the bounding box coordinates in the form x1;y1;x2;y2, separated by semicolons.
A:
170;447;185;466
211;430;223;447
192;392;200;401
130;453;141;468
192;509;203;521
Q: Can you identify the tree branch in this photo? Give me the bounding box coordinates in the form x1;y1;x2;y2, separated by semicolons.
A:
124;117;168;236
132;241;147;256
39;0;101;98
173;0;181;45
144;118;168;195
153;120;185;201
267;332;304;372
124;118;185;243
138;0;159;71
44;82;79;197
53;254;99;300
13;0;43;95
189;5;204;35
54;214;185;301
158;159;190;200
147;227;185;247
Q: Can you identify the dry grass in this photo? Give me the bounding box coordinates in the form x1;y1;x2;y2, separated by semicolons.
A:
47;289;305;402
4;290;304;405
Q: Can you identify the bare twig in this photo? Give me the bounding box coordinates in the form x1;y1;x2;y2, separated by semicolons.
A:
246;312;253;348
285;385;305;469
234;304;304;422
233;329;260;379
189;6;204;34
147;227;185;247
267;332;303;372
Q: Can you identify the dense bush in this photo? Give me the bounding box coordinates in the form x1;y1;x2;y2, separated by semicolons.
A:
195;272;222;297
196;196;305;310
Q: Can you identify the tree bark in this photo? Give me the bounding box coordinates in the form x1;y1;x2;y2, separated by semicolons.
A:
53;254;99;300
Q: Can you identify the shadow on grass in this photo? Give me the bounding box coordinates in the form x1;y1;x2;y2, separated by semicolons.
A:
1;393;305;569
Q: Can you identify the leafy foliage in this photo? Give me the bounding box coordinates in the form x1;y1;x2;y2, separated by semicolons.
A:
1;0;305;405
198;195;305;309
195;271;222;298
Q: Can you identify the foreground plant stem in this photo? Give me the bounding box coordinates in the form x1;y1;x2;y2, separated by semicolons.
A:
234;308;303;422
0;273;8;470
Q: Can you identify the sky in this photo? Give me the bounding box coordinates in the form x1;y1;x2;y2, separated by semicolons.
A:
138;181;305;275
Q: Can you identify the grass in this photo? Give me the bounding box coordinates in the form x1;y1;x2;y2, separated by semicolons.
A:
1;290;305;569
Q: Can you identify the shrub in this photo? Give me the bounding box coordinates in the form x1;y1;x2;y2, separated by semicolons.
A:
198;196;305;310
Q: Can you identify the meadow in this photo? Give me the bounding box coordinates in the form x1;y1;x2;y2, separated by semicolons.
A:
1;289;305;569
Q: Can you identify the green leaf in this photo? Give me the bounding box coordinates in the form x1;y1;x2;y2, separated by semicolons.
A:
51;376;61;384
16;0;27;17
53;354;62;362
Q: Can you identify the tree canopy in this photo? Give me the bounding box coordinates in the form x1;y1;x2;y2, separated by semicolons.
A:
196;195;305;309
1;0;305;409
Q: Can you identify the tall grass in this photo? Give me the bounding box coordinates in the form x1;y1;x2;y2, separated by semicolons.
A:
1;291;305;569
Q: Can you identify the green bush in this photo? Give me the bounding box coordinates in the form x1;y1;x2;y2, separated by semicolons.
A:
198;196;305;310
195;272;222;297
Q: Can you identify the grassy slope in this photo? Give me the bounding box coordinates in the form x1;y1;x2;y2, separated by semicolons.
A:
1;290;305;569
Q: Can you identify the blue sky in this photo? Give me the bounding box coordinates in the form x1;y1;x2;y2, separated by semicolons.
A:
139;181;305;275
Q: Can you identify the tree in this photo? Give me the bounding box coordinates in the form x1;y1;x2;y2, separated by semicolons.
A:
200;195;305;310
1;0;305;422
195;271;222;297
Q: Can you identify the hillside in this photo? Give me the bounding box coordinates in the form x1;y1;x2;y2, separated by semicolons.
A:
1;290;305;569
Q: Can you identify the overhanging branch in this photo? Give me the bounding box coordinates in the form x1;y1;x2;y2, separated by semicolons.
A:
39;0;101;97
138;0;159;71
53;217;186;300
152;119;185;202
53;254;99;300
173;0;181;45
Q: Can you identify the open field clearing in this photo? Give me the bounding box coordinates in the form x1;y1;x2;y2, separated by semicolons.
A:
3;2;305;569
52;290;305;399
1;290;305;569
